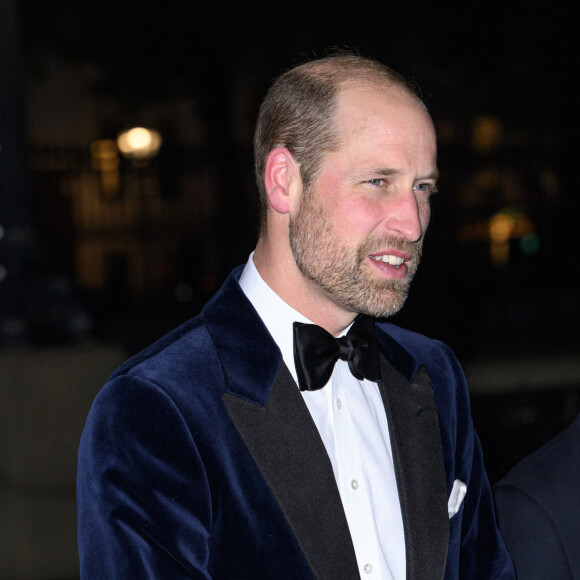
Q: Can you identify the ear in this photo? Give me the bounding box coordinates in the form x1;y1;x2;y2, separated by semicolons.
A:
264;147;300;214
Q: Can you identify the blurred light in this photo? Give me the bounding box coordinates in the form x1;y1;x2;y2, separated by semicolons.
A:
520;233;540;255
91;139;120;198
489;213;515;244
472;115;503;153
117;127;162;161
0;225;4;241
91;139;118;170
489;209;535;267
489;213;514;267
0;264;6;282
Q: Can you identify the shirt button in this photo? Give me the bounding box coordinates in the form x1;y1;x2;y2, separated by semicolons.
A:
351;479;359;490
364;563;373;574
336;398;342;409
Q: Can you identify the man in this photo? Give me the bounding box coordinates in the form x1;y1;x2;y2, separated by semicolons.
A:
494;413;580;579
77;54;515;579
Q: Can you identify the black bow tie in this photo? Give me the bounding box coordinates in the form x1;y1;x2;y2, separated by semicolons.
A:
293;316;381;391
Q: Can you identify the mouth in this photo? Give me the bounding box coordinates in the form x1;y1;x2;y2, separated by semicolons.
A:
369;254;406;269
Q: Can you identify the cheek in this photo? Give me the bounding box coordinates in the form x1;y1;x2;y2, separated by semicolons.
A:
313;175;341;207
336;197;382;233
314;180;375;230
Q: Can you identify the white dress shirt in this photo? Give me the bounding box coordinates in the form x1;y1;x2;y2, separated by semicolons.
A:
239;254;406;580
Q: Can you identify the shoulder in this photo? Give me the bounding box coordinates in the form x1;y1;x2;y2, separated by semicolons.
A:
85;312;224;432
111;313;217;386
375;321;473;468
494;417;580;579
495;415;580;500
376;321;460;364
106;265;250;400
375;320;439;347
375;321;467;397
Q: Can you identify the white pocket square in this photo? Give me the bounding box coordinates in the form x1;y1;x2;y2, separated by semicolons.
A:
448;479;467;518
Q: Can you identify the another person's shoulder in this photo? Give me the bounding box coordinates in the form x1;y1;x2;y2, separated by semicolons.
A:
496;414;580;498
494;415;580;579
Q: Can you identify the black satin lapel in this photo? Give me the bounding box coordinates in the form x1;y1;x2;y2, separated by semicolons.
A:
378;357;449;580
223;363;359;580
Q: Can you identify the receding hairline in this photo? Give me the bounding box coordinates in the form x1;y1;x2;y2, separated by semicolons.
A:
254;54;428;234
287;54;424;107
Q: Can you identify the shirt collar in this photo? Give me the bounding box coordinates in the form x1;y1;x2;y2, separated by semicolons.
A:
239;252;312;385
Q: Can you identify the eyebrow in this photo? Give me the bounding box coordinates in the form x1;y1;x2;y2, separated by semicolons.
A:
354;167;440;181
352;168;400;180
417;169;440;182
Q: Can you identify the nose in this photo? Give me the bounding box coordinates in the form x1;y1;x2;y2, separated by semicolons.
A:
382;188;427;243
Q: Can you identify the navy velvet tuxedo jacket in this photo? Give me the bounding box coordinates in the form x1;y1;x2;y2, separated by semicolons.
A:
494;414;580;579
77;266;515;579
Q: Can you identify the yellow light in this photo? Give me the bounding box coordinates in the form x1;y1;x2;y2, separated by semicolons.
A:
91;139;119;171
91;139;120;198
488;210;536;268
489;213;515;243
117;127;162;161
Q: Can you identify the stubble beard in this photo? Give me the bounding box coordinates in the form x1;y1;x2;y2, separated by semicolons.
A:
289;189;423;319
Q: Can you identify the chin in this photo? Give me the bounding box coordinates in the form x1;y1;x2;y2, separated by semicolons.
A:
344;288;409;320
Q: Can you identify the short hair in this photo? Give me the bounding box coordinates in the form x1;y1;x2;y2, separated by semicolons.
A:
253;53;423;234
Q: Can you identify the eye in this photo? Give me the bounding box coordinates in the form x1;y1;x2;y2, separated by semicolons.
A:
366;179;385;187
413;182;439;195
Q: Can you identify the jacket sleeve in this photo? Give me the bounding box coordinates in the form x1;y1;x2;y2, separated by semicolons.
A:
494;484;572;580
454;430;516;579
77;375;212;579
434;342;516;580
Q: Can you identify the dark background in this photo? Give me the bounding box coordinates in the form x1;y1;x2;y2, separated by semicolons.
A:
1;1;579;577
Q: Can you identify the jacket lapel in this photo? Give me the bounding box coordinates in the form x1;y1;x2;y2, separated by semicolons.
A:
204;270;449;578
223;362;359;580
379;356;449;580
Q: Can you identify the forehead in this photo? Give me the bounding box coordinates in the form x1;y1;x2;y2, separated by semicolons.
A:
333;84;436;156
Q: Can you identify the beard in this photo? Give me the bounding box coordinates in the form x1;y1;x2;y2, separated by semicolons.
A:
289;189;423;319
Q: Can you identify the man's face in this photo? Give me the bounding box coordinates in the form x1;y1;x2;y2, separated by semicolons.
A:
289;84;438;319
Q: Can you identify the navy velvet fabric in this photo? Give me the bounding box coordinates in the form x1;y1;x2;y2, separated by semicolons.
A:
77;266;515;579
377;326;515;579
494;414;580;579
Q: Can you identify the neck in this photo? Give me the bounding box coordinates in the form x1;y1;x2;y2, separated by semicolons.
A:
253;238;357;336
